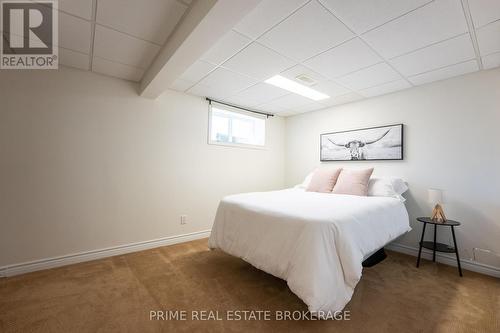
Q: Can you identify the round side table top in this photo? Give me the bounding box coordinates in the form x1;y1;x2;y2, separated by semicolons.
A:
416;217;461;226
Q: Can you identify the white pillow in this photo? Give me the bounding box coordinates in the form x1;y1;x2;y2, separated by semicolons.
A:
294;171;315;189
368;177;408;201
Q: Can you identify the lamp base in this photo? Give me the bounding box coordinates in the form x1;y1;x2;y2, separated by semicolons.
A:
431;204;447;222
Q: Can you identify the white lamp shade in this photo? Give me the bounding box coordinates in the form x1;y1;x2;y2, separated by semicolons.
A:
428;189;443;204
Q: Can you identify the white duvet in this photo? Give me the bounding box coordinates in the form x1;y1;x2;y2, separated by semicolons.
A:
209;188;411;313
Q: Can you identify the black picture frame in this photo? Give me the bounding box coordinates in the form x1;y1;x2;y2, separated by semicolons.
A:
320;124;404;161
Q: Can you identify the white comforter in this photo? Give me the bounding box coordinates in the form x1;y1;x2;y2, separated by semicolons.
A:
208;188;410;313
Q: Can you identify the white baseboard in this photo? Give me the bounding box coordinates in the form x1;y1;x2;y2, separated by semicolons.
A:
386;242;500;278
2;233;497;279
0;230;211;278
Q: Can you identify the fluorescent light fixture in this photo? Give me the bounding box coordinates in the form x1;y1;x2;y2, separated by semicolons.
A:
265;75;329;101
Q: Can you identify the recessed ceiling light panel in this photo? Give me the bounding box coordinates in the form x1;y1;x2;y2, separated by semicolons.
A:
265;75;329;101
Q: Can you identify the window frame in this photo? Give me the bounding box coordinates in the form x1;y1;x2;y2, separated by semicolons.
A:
207;103;267;150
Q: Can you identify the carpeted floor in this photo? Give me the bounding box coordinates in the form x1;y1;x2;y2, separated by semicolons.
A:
0;239;498;333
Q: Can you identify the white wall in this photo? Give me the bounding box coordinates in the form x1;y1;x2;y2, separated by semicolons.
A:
0;67;285;267
2;66;499;271
285;68;500;267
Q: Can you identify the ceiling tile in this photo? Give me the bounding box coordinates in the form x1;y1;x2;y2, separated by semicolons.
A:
333;92;364;105
293;102;325;113
274;110;298;116
258;0;354;62
337;62;402;90
201;30;251;65
233;0;309;39
93;25;161;68
468;0;500;28
92;57;145;82
304;38;382;78
319;92;364;107
59;48;90;70
476;20;500;56
408;60;479;85
198;68;258;96
169;78;195;92
225;83;290;106
359;79;411;97
179;60;216;83
187;83;230;101
482;52;500;69
221;95;261;108
261;93;315;111
319;0;431;33
58;0;93;20
362;0;468;59
313;80;351;97
390;33;476;76
255;102;287;114
279;64;352;97
59;12;92;54
280;64;327;82
96;0;187;45
222;42;295;80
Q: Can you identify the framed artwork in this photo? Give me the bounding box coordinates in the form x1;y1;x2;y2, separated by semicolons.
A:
320;124;403;161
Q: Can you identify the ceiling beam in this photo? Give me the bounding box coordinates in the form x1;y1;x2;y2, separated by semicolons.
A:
139;0;262;99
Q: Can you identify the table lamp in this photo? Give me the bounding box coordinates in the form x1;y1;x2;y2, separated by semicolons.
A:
428;188;446;222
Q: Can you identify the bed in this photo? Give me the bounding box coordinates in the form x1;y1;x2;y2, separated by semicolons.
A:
208;188;411;313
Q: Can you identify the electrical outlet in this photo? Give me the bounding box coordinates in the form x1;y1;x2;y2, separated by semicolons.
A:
180;215;187;225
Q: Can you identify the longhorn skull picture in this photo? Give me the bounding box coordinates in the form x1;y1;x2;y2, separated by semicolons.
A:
320;124;403;161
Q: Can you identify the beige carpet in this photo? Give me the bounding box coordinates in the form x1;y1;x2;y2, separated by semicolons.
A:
0;238;498;332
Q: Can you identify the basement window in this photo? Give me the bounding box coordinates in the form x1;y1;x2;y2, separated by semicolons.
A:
208;104;266;149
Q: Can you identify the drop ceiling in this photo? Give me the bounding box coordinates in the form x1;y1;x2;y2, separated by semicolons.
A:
11;0;500;116
167;0;500;116
16;0;192;81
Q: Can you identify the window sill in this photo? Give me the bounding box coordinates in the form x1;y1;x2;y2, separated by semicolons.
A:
208;140;268;150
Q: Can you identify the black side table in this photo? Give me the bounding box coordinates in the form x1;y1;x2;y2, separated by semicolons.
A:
416;217;463;276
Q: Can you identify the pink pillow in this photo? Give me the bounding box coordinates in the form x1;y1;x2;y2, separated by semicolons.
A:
306;168;342;193
332;168;374;196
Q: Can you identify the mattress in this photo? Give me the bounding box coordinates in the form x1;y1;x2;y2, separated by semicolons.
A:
209;188;411;313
